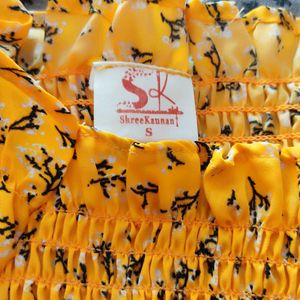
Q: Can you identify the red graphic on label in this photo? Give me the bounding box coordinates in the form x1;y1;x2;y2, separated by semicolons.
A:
122;78;148;109
117;68;183;128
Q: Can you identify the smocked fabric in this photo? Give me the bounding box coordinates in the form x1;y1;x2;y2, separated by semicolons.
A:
29;0;118;125
19;0;300;144
186;1;300;144
18;0;190;126
0;0;299;300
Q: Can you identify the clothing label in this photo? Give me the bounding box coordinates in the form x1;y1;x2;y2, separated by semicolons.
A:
90;62;198;142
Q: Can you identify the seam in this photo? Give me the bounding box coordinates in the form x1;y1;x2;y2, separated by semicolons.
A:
38;209;299;232
193;77;300;86
0;277;294;298
25;239;300;266
198;133;300;143
197;104;300;114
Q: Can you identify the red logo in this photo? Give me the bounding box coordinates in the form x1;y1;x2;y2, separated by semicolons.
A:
117;68;183;131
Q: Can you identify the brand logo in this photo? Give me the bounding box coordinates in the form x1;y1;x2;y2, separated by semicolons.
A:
116;67;183;137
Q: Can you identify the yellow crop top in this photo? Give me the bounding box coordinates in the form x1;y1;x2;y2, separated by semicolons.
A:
0;0;299;299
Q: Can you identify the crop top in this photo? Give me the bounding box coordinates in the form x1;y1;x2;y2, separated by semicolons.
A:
0;0;299;299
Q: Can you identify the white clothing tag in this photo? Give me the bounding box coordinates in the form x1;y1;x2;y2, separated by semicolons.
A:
90;62;198;142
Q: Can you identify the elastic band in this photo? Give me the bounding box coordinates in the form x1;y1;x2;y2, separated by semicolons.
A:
198;133;300;143
193;77;300;86
0;277;293;298
197;104;300;114
40;209;300;232
25;238;300;266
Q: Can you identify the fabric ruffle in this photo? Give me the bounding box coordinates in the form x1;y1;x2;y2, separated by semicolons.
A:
38;0;300;141
34;0;118;126
0;125;299;299
37;0;190;126
103;0;188;72
0;49;78;273
0;2;299;299
185;1;300;145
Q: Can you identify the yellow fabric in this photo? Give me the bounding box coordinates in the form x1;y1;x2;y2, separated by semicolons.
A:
18;0;300;143
103;0;189;72
185;2;300;144
24;0;189;126
32;0;118;125
17;11;46;77
0;0;32;60
0;0;299;299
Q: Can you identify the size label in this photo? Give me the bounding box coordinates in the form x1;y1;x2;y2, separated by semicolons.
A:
90;62;198;142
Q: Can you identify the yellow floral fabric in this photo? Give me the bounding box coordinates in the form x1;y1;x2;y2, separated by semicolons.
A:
32;0;118;125
19;0;190;126
0;0;32;60
16;11;46;77
0;0;299;299
186;1;300;144
20;0;300;143
103;0;189;72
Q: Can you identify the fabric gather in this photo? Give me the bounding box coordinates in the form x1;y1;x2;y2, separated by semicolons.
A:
0;0;299;299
